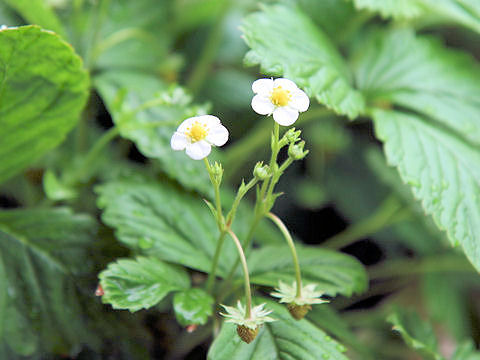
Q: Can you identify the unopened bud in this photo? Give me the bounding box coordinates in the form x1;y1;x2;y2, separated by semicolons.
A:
284;128;302;144
253;162;271;180
287;303;312;320
288;141;308;160
237;325;259;343
212;161;224;184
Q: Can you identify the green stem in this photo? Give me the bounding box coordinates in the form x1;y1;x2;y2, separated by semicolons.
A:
225;177;258;227
228;229;252;318
75;126;120;182
205;230;227;293
322;196;404;249
368;255;475;280
186;1;231;94
224;107;331;181
266;212;302;297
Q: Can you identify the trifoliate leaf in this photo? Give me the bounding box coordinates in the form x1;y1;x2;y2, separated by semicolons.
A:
173;288;214;326
208;299;348;360
248;245;367;297
0;26;89;185
99;257;190;312
241;4;365;119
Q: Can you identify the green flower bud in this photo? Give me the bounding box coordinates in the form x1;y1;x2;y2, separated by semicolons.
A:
253;162;271;180
284;128;302;144
212;161;224;184
288;141;309;160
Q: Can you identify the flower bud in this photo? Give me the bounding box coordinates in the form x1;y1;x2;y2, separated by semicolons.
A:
284;128;302;144
253;162;271;180
237;325;259;343
212;161;224;184
287;303;312;320
288;141;309;160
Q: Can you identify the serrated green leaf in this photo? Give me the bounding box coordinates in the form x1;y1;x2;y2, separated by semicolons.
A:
94;71;212;195
354;29;480;147
373;109;480;271
0;25;89;184
3;0;66;36
248;245;367;297
387;308;443;360
96;179;238;274
349;0;423;19
0;208;97;355
348;0;480;33
173;288;214;326
241;4;365;119
99;256;190;312
208;299;348;360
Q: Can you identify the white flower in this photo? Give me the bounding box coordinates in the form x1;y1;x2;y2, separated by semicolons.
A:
251;78;310;126
220;301;275;330
170;115;229;160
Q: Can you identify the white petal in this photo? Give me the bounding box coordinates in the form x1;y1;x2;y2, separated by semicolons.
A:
177;117;197;133
185;140;211;160
290;89;310;112
195;115;220;129
206;124;229;146
273;107;299;126
251;94;275;115
252;78;274;95
273;78;298;92
170;132;188;150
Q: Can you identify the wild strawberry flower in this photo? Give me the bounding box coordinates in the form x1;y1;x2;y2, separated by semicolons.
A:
271;281;328;320
170;115;228;160
220;301;275;343
251;78;310;126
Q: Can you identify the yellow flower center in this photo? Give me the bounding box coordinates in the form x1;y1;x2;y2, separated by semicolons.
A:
270;86;291;107
185;121;208;142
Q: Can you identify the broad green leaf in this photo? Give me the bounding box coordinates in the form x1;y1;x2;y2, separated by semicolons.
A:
3;0;66;36
99;256;190;312
387;308;442;360
0;26;89;184
373;109;480;271
173;288;214;326
208;299;348;360
94;71;212;195
241;4;365;119
354;29;480;147
0;208;97;356
96;179;238;274
248;245;367;297
349;0;423;19
353;29;480;270
349;0;480;33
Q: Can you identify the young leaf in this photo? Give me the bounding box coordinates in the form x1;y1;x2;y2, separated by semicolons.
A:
208;299;348;360
96;179;238;274
0;26;89;185
387;308;443;360
241;4;365;119
173;288;214;326
0;208;97;356
99;257;190;312
248;245;367;297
